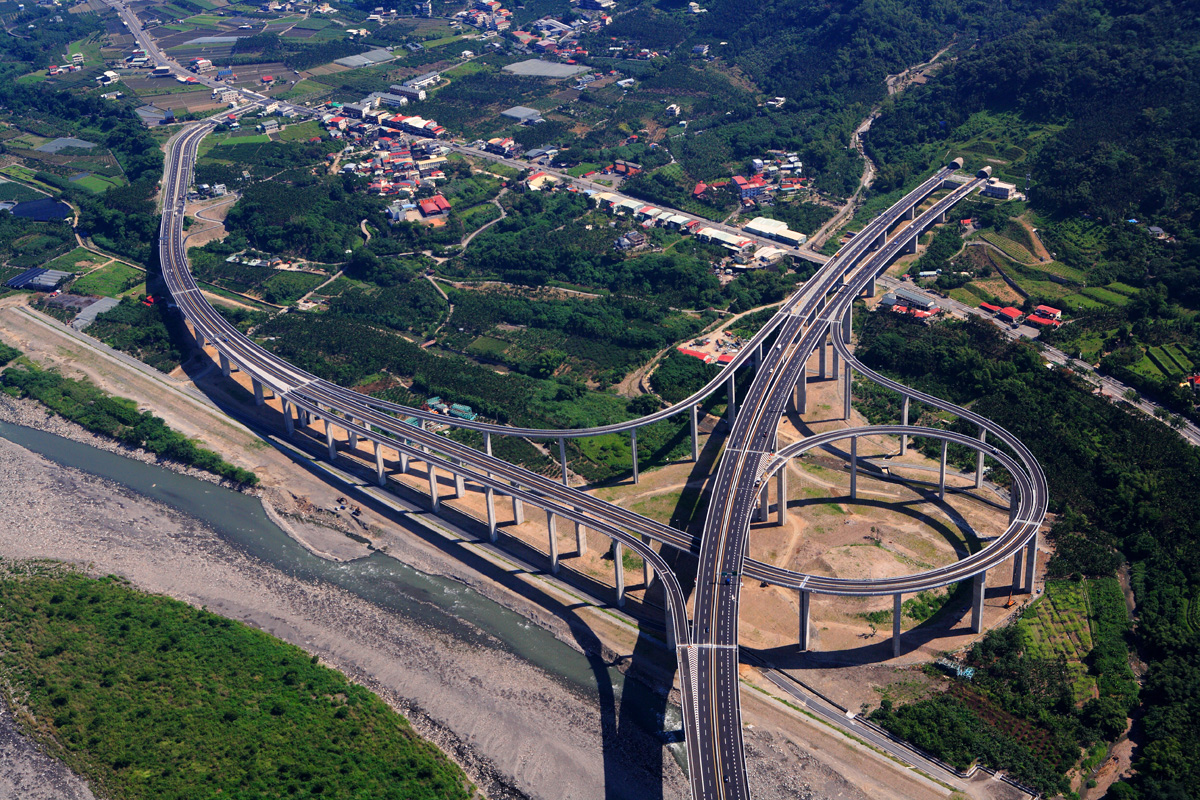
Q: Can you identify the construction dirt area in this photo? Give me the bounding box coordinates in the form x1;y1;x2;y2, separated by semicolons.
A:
0;297;1041;800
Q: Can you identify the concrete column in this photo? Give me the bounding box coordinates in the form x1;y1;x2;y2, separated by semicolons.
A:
219;353;231;377
841;307;852;344
1009;483;1020;524
726;374;737;427
484;431;492;459
850;436;858;501
818;336;827;379
903;236;918;255
976;427;986;489
970;571;986;632
776;467;788;526
901;205;915;221
795;370;807;414
558;437;569;486
642;536;653;586
758;483;769;522
282;400;294;437
753;341;762;368
843;364;852;420
299;409;310;427
938;439;948;500
374;441;386;486
484;486;497;541
511;489;524;525
1011;548;1024;594
865;275;876;298
399;449;410;473
900;395;910;455
613;540;625;607
575;515;587;554
253;379;265;407
1024;532;1038;594
630;427;639;484
454;469;465;498
893;593;903;658
831;343;840;380
347;420;358;451
798;590;811;651
690;404;700;462
546;510;559;574
428;465;440;512
325;421;336;461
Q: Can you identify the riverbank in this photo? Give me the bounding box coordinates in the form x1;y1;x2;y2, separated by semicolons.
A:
0;430;689;799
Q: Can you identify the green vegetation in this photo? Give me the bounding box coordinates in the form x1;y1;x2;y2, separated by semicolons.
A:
0;179;45;203
0;359;256;485
0;214;76;270
70;263;144;298
86;298;184;374
1019;579;1096;702
0;569;471;799
853;309;1200;795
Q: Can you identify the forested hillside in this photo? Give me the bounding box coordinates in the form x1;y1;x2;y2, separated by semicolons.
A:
865;0;1200;274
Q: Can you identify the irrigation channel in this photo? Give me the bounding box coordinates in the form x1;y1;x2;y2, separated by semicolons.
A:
0;420;688;772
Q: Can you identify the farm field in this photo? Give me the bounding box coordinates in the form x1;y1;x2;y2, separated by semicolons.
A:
1019;579;1096;703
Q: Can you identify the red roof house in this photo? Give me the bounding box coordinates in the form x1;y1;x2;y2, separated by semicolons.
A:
998;306;1023;322
1034;304;1062;320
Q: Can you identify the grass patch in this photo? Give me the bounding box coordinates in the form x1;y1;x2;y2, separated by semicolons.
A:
45;247;107;272
1019;579;1096;703
0;569;472;799
1080;286;1131;306
271;119;323;141
70;262;144;297
71;174;123;194
0;178;47;203
217;134;271;146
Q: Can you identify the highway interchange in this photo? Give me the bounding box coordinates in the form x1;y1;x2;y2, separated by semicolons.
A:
131;14;1048;789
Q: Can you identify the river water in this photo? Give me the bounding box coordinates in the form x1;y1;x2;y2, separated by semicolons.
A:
0;420;685;770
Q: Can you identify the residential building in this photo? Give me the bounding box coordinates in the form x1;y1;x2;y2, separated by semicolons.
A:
389;84;427;101
418;194;451;217
404;71;441;89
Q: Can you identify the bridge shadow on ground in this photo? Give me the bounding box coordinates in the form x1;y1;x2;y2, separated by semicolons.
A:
745;577;1019;670
173;336;681;799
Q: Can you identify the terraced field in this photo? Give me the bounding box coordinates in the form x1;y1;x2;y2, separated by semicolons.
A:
1020;579;1097;703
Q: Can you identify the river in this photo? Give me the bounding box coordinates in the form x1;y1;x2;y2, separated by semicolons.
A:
0;419;686;775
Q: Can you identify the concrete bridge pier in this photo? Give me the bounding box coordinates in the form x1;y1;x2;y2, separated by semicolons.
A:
776;467;788;526
690;404;700;461
399;448;410;473
1011;548;1024;593
798;590;811;650
726;374;737;427
841;308;852;344
831;343;840;380
325;419;337;461
219;353;231;377
901;205;915;221
558;437;569;486
282;400;294;437
892;593;903;658
794;370;807;414
902;236;918;256
976;427;987;488
1008;484;1020;524
900;396;910;455
938;440;948;500
428;466;440;512
873;232;885;250
843;365;853;420
758;483;769;522
613;541;625;607
864;275;876;298
374;441;386;487
454;468;465;499
575;515;587;554
850;436;858;500
630;428;639;484
1024;532;1038;593
546;510;559;574
970;570;987;632
511;488;524;525
753;341;762;368
347;420;358;450
642;535;653;586
818;334;827;378
485;486;497;541
253;379;265;406
299;408;310;427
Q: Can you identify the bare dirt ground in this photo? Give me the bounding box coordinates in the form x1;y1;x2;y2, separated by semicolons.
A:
183;194;237;250
0;694;95;800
